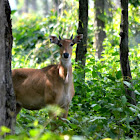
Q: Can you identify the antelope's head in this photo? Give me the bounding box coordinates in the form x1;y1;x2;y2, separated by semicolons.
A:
49;34;83;68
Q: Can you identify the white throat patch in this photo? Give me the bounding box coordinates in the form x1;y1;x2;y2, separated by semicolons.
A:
61;57;71;68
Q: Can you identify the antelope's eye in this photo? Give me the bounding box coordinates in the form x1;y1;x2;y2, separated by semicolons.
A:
70;43;74;47
59;43;62;47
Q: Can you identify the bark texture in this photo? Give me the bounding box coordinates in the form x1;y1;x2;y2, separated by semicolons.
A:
120;0;136;105
94;0;106;59
0;0;16;133
75;0;88;79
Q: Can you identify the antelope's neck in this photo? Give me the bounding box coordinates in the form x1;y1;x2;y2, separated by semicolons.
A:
59;62;72;83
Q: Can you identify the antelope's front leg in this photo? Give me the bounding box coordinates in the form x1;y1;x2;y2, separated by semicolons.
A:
61;104;69;120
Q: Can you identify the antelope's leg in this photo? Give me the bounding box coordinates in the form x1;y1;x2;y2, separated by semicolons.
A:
62;107;69;119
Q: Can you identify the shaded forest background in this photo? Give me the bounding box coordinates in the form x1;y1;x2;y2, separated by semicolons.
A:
2;0;140;139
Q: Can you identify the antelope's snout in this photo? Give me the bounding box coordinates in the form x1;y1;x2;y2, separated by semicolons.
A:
63;53;69;59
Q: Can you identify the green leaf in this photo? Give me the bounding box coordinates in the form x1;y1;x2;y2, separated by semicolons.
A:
70;124;78;129
91;104;101;111
121;96;127;105
107;75;115;81
11;10;17;15
134;90;140;95
1;126;11;133
112;51;119;56
123;81;132;88
85;68;91;73
116;108;123;112
89;117;106;122
0;126;11;136
129;107;136;113
138;114;140;119
116;70;122;79
92;71;98;78
29;129;39;137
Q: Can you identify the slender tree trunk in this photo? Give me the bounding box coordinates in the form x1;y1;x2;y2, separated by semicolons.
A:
94;0;106;59
31;0;37;12
75;0;88;80
15;0;18;5
24;0;29;13
43;0;49;15
0;0;16;133
54;0;59;16
120;0;136;105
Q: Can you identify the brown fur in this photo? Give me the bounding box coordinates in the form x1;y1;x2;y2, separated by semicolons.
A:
12;64;74;117
12;35;83;118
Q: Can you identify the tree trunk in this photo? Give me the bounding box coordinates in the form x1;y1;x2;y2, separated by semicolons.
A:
54;0;59;16
75;0;88;80
94;0;106;59
43;0;49;15
31;0;37;12
24;0;29;13
15;0;18;5
120;0;136;105
0;0;16;133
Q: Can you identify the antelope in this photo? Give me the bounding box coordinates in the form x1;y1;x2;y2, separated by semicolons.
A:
12;34;83;119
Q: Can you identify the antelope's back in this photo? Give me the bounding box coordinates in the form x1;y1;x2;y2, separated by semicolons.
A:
12;68;47;108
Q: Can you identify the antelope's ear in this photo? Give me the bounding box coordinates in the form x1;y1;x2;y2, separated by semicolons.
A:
73;34;83;44
49;36;59;44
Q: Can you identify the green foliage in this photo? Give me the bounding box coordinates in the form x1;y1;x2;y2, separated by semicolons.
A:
129;5;140;47
129;0;140;7
10;1;140;140
12;6;78;68
71;43;140;139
